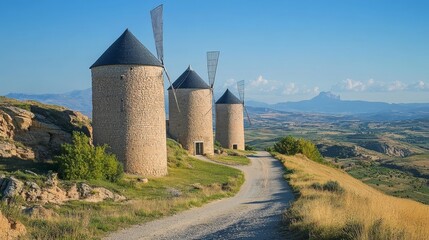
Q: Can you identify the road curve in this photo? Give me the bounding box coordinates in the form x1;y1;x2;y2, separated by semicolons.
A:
105;151;294;240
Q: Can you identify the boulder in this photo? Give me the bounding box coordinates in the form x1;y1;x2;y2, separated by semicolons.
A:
2;177;24;198
23;205;59;219
79;183;125;202
22;181;41;202
137;178;149;183
46;172;59;187
79;183;93;198
0;210;26;240
66;184;80;200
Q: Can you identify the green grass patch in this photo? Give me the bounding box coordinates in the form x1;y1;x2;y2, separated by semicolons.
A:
208;149;252;166
2;138;244;239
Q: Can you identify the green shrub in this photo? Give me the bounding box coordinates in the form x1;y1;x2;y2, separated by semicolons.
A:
312;180;344;193
323;180;344;193
55;132;123;182
273;136;324;163
245;145;256;151
214;140;222;149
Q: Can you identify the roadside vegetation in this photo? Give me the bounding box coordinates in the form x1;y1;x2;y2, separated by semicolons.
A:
55;132;123;182
1;138;244;239
270;136;429;239
209;142;253;165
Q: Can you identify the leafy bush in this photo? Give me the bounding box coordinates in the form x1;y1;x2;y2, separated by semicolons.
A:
245;144;256;151
55;132;123;182
311;180;344;193
214;140;222;149
273;136;324;163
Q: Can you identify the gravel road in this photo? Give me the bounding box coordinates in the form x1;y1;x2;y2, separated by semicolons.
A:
105;151;294;240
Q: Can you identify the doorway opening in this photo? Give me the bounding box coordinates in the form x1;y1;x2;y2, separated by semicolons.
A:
195;142;204;155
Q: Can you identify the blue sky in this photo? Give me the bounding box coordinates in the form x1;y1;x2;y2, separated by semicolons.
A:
0;0;428;103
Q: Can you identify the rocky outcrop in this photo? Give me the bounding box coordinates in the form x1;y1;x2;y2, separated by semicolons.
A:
0;210;26;240
0;173;125;205
0;98;92;160
359;141;412;157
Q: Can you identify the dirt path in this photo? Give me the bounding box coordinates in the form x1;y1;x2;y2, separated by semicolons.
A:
105;151;294;240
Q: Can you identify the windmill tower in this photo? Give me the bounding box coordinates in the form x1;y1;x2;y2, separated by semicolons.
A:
215;89;245;150
90;29;168;177
168;66;214;155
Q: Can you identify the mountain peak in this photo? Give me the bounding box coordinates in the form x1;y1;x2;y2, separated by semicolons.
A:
312;91;340;101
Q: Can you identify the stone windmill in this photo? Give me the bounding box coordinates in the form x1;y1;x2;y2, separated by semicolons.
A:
90;29;168;177
167;65;215;155
215;89;245;150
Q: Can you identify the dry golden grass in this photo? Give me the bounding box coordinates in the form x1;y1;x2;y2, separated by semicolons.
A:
275;153;429;240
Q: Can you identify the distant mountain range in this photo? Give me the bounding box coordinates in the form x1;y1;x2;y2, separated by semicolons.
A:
5;89;429;120
247;91;429;115
6;89;92;117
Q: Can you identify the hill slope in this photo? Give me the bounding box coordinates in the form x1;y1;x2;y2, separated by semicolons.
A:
6;88;92;117
275;153;429;239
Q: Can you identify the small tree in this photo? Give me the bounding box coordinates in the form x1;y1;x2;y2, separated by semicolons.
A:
273;135;299;155
273;136;324;163
55;132;123;182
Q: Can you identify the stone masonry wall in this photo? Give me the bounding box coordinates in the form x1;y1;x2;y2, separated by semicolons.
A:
168;89;214;155
91;65;167;176
215;104;244;150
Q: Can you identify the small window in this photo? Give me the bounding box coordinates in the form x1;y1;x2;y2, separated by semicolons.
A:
120;75;124;80
233;144;238;150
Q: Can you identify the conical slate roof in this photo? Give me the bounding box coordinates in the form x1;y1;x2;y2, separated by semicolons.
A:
216;89;242;104
90;29;162;69
168;66;210;90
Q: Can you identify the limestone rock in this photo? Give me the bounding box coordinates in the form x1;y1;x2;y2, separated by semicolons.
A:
0;106;34;131
79;183;93;198
3;177;24;198
0;100;92;161
38;186;68;204
23;205;59;219
46;172;59;187
0;110;15;139
137;178;149;183
79;183;125;202
66;184;80;200
0;210;27;240
22;181;41;202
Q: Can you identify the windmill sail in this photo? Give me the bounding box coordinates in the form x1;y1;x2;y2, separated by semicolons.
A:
150;4;180;112
207;51;220;88
237;80;252;125
150;5;163;62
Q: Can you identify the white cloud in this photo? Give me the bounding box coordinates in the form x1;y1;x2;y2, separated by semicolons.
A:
387;81;407;91
338;79;368;92
246;75;319;97
282;83;299;95
410;80;429;91
250;75;269;87
333;79;429;92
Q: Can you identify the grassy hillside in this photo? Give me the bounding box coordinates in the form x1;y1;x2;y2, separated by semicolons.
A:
1;139;244;239
274;153;429;240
